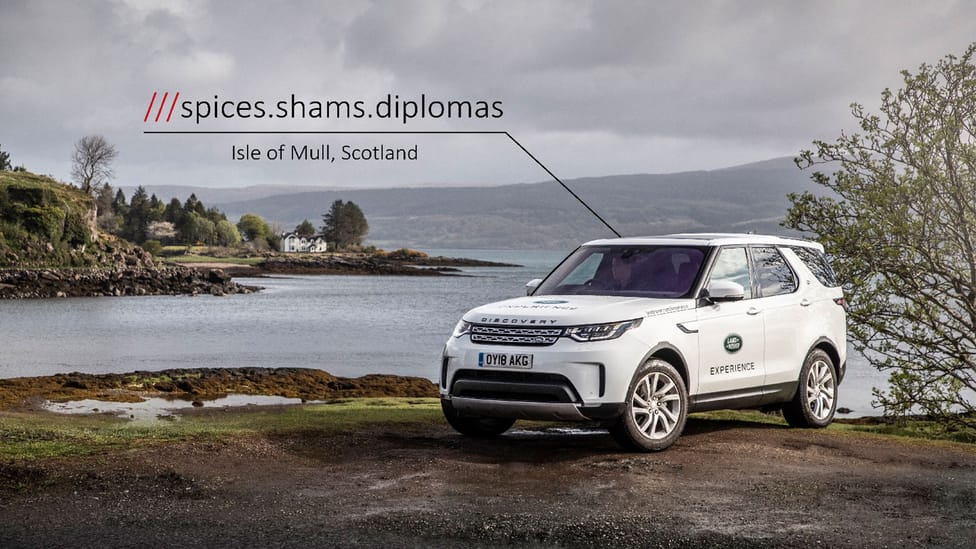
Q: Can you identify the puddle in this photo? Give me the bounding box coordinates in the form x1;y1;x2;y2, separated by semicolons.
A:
43;394;323;421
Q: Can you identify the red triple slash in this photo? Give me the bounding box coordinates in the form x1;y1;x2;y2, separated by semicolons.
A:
143;91;180;123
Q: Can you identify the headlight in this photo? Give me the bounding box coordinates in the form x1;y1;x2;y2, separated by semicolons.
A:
565;318;642;342
452;320;472;338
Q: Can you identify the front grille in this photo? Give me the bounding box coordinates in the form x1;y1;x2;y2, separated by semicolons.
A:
469;324;564;346
450;369;581;403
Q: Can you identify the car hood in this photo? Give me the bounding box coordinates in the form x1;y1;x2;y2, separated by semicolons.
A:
463;295;694;326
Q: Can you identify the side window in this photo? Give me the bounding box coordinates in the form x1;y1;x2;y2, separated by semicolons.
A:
752;247;797;297
707;247;752;298
791;246;838;287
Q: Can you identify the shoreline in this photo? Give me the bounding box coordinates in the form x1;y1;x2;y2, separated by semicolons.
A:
2;366;962;428
0;252;522;298
0;367;438;411
0;266;257;299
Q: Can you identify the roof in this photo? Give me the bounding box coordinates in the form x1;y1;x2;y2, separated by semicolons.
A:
583;233;822;251
282;233;325;240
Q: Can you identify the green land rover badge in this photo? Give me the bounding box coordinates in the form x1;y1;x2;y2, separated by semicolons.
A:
724;334;742;353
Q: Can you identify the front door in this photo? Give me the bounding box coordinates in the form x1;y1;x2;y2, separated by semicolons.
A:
696;247;765;396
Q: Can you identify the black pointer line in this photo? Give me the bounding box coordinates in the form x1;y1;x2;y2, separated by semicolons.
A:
143;129;622;238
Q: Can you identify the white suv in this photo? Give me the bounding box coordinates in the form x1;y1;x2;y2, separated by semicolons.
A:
441;234;847;451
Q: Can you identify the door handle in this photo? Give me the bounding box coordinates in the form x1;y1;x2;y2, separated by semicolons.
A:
800;299;811;307
747;307;761;316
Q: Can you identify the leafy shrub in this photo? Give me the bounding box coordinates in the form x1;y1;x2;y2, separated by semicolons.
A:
142;239;163;256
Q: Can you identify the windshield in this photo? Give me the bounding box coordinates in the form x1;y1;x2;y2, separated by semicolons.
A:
535;245;709;298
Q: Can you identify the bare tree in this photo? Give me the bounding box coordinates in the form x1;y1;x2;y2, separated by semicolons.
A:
71;135;117;195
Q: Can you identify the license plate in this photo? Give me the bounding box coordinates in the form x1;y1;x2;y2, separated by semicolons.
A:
478;352;533;369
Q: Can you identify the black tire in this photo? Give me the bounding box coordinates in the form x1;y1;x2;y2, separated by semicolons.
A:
441;399;515;437
782;349;837;428
611;359;688;452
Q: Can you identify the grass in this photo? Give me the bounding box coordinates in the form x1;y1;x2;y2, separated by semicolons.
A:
0;398;442;460
122;372;202;387
2;401;973;461
691;409;976;446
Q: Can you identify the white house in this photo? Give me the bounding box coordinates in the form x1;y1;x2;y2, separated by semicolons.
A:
280;233;329;253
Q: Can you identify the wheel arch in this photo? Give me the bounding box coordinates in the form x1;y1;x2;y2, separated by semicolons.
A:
643;344;690;391
806;337;842;383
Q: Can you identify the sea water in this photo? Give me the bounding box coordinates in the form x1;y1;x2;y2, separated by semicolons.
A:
0;249;886;416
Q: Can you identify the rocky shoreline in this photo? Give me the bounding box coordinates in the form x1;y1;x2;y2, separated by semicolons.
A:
0;249;521;298
256;254;465;275
0;266;258;299
0;367;438;409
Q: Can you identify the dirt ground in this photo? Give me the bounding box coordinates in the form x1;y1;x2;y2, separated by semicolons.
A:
1;409;974;548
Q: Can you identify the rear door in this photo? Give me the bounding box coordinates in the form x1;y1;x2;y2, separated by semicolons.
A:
750;246;802;389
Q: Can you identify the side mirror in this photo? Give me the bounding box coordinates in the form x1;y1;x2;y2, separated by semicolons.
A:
525;278;542;296
704;280;745;302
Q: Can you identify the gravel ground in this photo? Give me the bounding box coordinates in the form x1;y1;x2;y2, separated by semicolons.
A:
1;411;974;548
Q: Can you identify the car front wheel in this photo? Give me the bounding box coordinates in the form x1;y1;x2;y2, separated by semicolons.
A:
782;349;837;428
611;359;688;452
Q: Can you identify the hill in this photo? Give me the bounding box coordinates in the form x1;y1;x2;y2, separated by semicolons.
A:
137;156;822;249
0;171;103;267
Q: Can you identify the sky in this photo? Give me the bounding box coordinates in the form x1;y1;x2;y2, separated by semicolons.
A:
1;0;974;190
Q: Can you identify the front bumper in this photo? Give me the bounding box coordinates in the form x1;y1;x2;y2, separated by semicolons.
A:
441;333;650;418
446;397;625;421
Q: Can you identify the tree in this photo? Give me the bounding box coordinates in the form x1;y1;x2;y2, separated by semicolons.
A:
123;186;152;243
0;144;11;171
163;198;184;224
147;221;177;242
184;193;206;216
295;219;316;238
112;189;128;218
71;135;117;195
95;183;121;233
785;43;976;429
182;212;216;245
215;219;242;247
237;213;271;242
321;200;368;249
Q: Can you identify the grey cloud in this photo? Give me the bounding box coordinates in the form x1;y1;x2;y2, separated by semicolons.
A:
1;0;974;189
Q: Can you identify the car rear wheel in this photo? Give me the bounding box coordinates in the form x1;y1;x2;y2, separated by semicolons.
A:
441;399;515;437
782;349;837;428
611;359;688;452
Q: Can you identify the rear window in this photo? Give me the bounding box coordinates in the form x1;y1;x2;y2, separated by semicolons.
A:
790;246;838;287
752;247;798;297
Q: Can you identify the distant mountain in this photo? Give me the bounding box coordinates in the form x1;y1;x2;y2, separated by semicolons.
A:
119;184;327;205
133;156;824;249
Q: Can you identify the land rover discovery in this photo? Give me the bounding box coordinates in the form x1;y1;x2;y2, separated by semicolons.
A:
440;233;847;451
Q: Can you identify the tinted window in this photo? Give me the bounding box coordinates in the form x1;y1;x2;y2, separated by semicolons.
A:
535;245;707;298
707;247;752;298
791;246;838;287
752;247;797;297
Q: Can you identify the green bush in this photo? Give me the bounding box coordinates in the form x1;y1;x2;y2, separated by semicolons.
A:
18;205;65;242
142;239;163;256
62;210;90;247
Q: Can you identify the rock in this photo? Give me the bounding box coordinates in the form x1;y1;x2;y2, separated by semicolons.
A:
207;269;230;284
0;265;259;300
62;379;88;389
